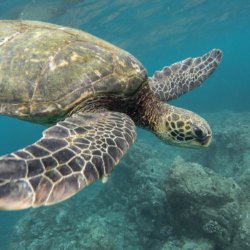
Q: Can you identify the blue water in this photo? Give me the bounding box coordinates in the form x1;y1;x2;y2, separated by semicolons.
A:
0;0;249;249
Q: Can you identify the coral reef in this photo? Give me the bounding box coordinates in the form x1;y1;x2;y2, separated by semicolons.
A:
161;237;214;250
10;112;250;249
165;157;241;249
231;202;250;250
189;111;250;177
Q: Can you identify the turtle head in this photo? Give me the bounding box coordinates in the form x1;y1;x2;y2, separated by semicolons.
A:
156;106;212;148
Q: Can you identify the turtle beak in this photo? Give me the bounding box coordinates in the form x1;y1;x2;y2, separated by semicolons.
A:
197;135;212;147
183;134;212;148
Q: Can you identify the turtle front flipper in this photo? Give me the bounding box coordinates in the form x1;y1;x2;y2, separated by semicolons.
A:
0;112;136;210
149;49;223;102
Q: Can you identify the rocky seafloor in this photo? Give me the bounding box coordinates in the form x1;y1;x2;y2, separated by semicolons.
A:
10;111;250;250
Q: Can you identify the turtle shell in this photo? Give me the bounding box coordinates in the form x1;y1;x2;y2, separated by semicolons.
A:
0;20;147;122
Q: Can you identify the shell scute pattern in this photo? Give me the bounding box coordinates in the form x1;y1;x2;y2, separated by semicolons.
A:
0;20;147;122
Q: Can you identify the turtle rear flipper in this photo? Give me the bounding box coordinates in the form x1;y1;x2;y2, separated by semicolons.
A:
0;111;136;210
149;49;222;101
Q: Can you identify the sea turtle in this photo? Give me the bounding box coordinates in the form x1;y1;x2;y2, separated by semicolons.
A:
0;20;222;210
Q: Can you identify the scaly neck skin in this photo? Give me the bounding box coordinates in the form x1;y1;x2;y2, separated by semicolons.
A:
74;82;170;133
127;83;170;132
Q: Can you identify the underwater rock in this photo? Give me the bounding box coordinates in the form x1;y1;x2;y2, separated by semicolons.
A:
11;188;135;250
161;237;214;250
236;168;250;201
165;156;241;249
231;202;250;250
189;111;250;178
230;170;250;249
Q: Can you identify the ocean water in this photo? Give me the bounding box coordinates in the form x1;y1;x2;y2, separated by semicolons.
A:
0;1;250;249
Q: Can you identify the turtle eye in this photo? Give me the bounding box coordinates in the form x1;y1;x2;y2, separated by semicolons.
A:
193;127;204;138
